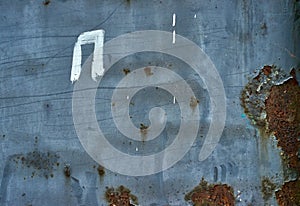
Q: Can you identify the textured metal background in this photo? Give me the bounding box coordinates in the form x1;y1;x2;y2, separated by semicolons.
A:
0;0;299;205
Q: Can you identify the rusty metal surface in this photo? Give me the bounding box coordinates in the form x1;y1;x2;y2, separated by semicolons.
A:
0;0;299;205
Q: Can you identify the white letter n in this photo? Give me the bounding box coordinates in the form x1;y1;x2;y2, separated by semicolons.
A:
70;30;105;83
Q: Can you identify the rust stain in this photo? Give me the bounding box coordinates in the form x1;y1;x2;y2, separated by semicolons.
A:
260;22;267;30
43;0;50;6
140;123;148;131
140;123;148;142
144;67;153;76
97;165;105;177
275;179;300;206
190;96;199;110
64;164;71;178
260;22;267;35
123;68;131;75
105;185;138;206
185;178;235;206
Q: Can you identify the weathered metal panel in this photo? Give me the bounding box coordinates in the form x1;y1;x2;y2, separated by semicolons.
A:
0;0;299;205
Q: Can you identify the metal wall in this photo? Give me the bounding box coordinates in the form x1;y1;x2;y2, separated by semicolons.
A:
0;0;299;205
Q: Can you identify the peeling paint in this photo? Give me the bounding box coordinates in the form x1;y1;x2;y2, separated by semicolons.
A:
241;65;299;173
241;65;300;205
241;65;291;127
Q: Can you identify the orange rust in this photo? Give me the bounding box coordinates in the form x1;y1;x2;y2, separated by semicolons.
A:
241;66;300;171
253;65;272;81
275;179;300;206
185;178;235;206
241;66;300;204
265;77;300;171
262;65;272;75
105;185;138;206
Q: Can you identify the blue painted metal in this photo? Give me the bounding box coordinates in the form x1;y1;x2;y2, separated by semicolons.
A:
0;0;299;205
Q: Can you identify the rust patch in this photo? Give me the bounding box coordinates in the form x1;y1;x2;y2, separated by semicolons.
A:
190;96;199;110
144;67;153;76
105;185;138;206
265;73;300;171
241;66;300;170
261;177;276;200
185;178;235;206
123;68;131;75
275;179;300;206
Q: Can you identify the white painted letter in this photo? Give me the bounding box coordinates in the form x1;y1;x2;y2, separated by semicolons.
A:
70;30;105;83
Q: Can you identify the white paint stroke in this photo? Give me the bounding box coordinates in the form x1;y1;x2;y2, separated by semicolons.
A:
172;13;176;27
194;14;197;18
172;30;176;44
173;96;176;104
70;29;105;83
275;76;293;85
